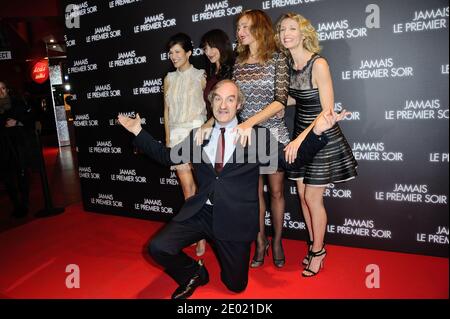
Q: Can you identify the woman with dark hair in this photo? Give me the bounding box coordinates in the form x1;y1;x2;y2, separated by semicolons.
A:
195;13;291;268
164;33;208;256
200;29;235;119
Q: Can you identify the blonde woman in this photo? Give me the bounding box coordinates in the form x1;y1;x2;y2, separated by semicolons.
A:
276;13;357;277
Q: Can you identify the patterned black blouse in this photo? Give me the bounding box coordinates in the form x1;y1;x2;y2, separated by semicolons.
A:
233;52;291;145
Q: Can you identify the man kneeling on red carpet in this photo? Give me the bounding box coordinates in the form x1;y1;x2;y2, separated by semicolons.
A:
118;79;348;299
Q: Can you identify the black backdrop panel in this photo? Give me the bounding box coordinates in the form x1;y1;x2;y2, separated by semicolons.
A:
63;0;449;257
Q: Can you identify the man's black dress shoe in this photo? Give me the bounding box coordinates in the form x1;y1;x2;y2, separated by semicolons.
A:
171;261;209;299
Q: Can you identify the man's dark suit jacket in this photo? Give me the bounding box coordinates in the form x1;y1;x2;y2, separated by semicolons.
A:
134;125;327;242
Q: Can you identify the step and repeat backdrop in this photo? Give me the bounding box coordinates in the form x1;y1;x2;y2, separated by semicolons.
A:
63;0;448;257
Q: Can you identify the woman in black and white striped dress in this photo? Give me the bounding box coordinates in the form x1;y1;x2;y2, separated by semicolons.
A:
276;13;357;277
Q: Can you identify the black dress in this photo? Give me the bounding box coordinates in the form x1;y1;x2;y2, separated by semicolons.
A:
287;54;358;185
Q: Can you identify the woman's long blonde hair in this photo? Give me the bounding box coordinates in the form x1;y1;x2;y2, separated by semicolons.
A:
235;9;277;63
275;12;321;56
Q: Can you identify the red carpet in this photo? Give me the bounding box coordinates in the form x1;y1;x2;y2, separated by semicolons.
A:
0;203;447;299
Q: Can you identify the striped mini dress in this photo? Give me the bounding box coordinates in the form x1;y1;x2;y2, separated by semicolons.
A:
287;54;357;185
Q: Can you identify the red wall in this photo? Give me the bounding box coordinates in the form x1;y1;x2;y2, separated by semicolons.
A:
0;0;60;18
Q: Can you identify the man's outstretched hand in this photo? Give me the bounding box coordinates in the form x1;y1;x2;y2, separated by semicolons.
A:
118;113;142;136
313;109;350;136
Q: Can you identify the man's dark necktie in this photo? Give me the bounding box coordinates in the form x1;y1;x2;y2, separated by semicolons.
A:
214;127;226;173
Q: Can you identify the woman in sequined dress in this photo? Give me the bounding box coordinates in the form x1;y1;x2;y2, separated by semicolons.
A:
233;10;291;269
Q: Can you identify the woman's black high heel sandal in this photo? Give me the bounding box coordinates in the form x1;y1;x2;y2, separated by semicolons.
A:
302;240;313;267
250;239;269;268
272;239;285;268
302;246;326;277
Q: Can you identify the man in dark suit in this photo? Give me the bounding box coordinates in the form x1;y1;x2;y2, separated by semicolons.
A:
118;79;348;299
0;80;31;218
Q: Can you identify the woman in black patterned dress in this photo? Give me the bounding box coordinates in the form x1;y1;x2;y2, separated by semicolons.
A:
276;13;357;277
